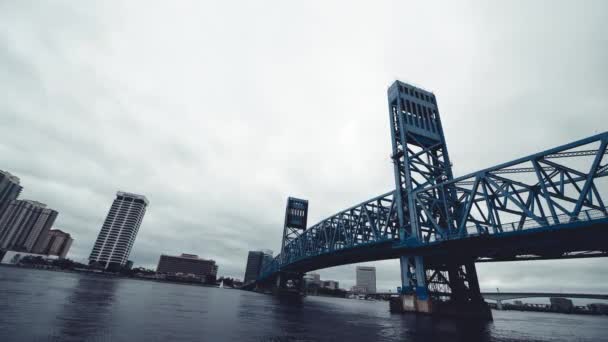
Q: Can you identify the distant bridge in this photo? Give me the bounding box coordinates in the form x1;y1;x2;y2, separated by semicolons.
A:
481;292;608;302
247;80;608;320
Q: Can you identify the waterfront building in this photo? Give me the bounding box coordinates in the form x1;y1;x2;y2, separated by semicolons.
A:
588;303;608;314
0;170;22;218
243;249;273;284
351;285;367;294
0;250;59;264
550;297;574;313
322;280;339;290
37;229;73;258
156;253;218;280
0;200;58;253
356;266;376;293
304;273;321;286
261;249;274;270
89;191;148;270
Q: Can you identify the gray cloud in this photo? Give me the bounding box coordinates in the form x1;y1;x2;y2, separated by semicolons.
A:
1;0;606;292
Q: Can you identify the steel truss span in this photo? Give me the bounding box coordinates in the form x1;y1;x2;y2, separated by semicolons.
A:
254;80;607;317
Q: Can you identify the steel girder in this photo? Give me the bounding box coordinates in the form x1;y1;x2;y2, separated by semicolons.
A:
259;133;608;281
260;191;399;279
257;81;608;296
412;132;608;242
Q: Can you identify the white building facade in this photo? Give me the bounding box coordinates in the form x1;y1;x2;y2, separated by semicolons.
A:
89;191;148;270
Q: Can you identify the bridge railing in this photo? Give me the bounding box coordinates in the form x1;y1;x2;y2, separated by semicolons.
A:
463;207;608;237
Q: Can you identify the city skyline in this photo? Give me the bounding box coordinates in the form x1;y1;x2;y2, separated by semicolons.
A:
2;1;607;292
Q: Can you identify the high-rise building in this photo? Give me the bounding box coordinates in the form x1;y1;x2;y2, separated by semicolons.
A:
89;191;148;270
356;266;376;293
244;249;273;284
260;249;273;270
37;229;73;258
0;200;58;253
244;251;263;284
156;253;218;279
0;170;22;218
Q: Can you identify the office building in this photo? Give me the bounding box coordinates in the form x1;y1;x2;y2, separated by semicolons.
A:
322;280;339;290
304;273;321;286
37;229;73;258
356;266;376;293
351;285;367;294
0;200;58;253
243;249;273;284
89;191;148;270
157;253;218;279
244;251;263;284
0;170;22;218
261;249;273;270
550;297;574;313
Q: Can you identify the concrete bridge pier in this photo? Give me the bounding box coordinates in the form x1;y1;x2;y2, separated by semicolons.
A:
271;271;305;297
391;258;492;321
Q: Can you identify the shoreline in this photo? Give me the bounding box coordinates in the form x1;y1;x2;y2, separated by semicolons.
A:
0;263;229;290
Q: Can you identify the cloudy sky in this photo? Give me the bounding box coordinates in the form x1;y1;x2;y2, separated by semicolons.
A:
1;1;607;292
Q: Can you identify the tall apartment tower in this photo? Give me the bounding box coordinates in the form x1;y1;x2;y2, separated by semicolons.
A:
356;266;377;293
89;191;148;270
0;200;58;253
0;170;23;218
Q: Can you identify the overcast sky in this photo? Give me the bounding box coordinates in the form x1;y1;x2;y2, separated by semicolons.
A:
1;1;607;292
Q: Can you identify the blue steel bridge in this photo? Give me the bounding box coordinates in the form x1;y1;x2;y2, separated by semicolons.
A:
249;80;608;319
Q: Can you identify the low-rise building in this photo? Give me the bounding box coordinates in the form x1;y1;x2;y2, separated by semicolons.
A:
157;253;218;281
304;273;321;286
351;285;367;294
322;280;339;290
550;297;574;313
0;250;58;265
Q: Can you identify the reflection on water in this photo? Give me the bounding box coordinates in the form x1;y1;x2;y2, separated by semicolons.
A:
1;267;607;342
55;276;118;341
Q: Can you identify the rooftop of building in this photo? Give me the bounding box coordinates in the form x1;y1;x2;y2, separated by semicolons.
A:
160;253;215;263
17;199;47;208
49;228;70;237
388;80;436;96
0;170;20;183
116;191;149;205
356;266;376;270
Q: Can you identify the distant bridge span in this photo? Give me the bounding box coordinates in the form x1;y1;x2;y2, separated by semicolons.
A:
248;80;608;320
481;292;608;302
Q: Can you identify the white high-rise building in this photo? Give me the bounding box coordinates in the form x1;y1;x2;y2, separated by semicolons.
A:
89;191;148;270
356;266;376;293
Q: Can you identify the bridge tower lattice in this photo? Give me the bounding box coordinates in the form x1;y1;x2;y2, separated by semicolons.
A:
388;81;482;306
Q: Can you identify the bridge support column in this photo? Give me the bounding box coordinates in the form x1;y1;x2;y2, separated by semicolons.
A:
394;256;432;314
271;272;304;297
392;258;492;320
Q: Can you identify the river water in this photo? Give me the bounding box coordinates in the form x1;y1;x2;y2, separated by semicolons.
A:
1;267;606;342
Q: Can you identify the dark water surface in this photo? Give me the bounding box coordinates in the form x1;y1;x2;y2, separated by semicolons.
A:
1;267;606;342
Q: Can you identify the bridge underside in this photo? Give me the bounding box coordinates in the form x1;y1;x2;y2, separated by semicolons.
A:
277;220;608;274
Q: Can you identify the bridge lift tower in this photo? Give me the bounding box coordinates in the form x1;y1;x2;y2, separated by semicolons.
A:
388;81;488;318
